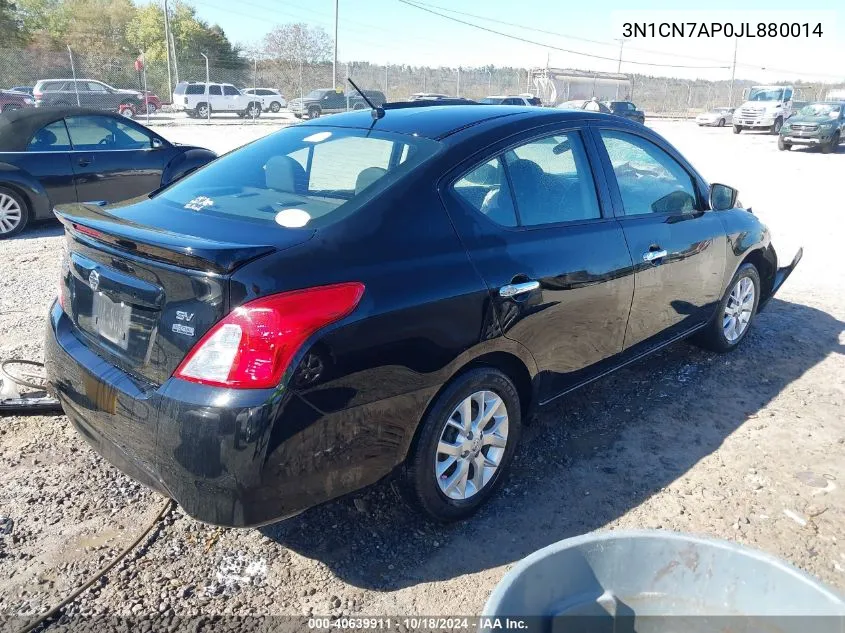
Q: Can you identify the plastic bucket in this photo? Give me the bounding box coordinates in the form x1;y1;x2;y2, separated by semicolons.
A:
483;530;845;633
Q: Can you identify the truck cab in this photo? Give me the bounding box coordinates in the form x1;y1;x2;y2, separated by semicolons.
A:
733;85;795;135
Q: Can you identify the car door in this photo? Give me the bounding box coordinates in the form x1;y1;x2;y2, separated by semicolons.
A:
223;84;240;111
85;81;115;110
591;126;726;350
207;84;224;111
442;126;635;400
324;90;346;113
66;114;167;203
22;119;79;205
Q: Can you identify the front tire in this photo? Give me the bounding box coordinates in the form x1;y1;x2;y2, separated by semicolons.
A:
718;118;725;127
118;105;135;119
269;101;281;113
821;132;839;154
244;103;261;118
693;263;760;353
402;368;521;522
771;118;783;135
308;106;320;119
0;186;29;239
778;137;791;151
733;125;742;134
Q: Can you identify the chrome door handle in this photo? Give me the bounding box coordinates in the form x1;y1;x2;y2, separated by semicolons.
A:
643;249;668;262
499;280;540;298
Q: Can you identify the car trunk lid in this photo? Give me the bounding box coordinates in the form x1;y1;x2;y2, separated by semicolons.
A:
56;201;313;385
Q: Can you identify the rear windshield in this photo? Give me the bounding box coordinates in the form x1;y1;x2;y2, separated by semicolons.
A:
174;84;187;94
155;126;441;229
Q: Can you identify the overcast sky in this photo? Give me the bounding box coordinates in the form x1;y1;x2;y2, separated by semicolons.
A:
185;0;844;83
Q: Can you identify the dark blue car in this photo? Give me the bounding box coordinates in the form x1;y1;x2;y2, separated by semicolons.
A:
46;103;800;527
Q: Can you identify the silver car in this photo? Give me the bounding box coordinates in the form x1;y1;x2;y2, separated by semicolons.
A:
696;107;734;127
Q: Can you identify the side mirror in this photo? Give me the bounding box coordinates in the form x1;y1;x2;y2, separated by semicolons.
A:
709;183;738;211
151;137;164;149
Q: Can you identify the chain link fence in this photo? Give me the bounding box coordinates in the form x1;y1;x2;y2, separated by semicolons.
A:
1;47;842;119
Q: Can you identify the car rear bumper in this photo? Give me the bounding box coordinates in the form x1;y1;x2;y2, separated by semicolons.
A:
45;302;426;527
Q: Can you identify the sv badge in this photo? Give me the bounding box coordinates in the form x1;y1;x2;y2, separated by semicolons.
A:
176;311;195;322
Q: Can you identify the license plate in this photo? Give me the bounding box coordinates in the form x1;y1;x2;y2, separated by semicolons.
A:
92;292;131;350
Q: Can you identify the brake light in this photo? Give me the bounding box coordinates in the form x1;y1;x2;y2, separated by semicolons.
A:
173;283;365;389
34;91;42;99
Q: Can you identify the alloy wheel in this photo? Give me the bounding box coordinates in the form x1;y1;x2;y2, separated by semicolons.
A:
435;390;508;500
723;277;755;343
0;193;23;234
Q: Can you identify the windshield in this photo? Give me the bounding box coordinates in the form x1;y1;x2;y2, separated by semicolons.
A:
749;88;784;102
155;126;441;229
305;90;328;99
798;103;841;118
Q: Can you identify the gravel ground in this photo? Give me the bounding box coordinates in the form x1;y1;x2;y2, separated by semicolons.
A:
1;120;844;627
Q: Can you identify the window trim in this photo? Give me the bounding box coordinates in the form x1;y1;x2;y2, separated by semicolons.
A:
63;115;162;152
444;125;612;232
589;124;707;218
26;119;73;153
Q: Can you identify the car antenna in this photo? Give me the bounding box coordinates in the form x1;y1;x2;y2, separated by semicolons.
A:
347;78;384;120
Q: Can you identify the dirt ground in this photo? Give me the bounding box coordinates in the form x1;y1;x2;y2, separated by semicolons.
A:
0;119;843;626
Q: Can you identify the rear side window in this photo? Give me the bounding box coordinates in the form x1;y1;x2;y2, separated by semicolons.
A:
185;84;205;95
454;158;517;227
27;120;72;152
155;127;441;228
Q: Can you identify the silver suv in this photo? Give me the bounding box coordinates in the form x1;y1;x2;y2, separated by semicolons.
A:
171;82;262;119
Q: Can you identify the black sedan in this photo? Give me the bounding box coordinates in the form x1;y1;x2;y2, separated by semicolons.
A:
604;100;646;124
0;107;216;237
45;104;801;527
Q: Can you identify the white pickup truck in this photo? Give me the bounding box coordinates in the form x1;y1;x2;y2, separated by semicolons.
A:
733;85;795;134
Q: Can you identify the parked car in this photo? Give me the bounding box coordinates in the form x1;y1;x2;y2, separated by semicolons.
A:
142;91;163;114
0;107;216;238
33;79;145;118
603;100;645;124
558;99;612;113
170;81;262;119
9;86;34;96
241;87;287;112
479;95;542;106
696;107;735;127
779;101;845;153
45;104;801;527
288;88;386;119
408;92;452;101
0;90;35;112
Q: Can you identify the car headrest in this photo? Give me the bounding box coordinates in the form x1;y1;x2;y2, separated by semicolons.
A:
32;128;57;147
355;167;387;195
507;159;543;188
265;155;307;192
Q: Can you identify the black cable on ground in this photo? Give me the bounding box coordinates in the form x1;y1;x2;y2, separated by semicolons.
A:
0;359;62;415
15;498;175;633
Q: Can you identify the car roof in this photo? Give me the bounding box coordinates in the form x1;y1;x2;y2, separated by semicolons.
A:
299;104;611;141
0;107;125;151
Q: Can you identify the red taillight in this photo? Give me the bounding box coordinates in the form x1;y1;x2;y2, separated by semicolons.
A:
72;223;105;241
173;283;365;389
34;91;42;99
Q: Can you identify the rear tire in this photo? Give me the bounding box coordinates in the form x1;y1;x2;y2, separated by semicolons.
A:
195;103;210;118
0;186;29;239
146;103;157;115
733;125;742;134
692;263;760;353
402;367;521;522
118;104;135;119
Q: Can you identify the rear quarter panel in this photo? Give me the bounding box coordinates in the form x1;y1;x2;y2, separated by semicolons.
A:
0;154;75;219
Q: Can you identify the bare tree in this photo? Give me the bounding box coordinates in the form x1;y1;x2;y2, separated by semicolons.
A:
259;23;332;95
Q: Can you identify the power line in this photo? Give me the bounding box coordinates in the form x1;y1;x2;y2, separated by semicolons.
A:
395;0;730;70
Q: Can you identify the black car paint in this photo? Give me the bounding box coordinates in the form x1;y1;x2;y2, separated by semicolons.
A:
45;106;798;527
0;108;216;224
606;101;646;124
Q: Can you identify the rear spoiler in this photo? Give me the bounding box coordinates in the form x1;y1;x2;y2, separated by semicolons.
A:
55;204;276;274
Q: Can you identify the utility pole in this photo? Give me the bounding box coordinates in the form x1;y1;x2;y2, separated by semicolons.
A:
201;53;209;121
456;67;460;97
170;30;179;84
332;0;339;89
728;37;737;107
67;45;80;106
163;0;173;97
614;38;627;99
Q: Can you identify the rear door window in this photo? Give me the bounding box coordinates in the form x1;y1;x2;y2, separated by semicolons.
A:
223;85;239;96
209;85;222;96
27;120;72;152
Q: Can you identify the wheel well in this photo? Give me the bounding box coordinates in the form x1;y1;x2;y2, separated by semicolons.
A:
402;351;534;464
741;248;775;303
